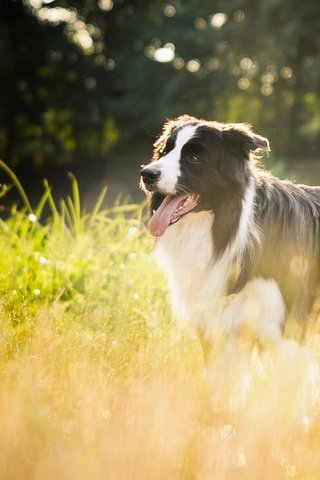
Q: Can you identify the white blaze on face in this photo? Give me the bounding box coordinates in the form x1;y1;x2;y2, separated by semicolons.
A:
153;125;198;194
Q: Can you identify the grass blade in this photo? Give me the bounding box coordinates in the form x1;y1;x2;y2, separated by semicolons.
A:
68;173;81;222
0;159;32;212
89;185;108;225
35;188;51;220
43;179;59;220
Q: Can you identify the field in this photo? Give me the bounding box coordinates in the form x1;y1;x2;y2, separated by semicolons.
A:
1;164;320;480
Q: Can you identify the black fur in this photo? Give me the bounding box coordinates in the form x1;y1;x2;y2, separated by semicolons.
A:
145;115;320;328
149;116;263;256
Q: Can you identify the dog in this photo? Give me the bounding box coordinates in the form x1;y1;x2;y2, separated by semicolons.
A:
140;115;320;350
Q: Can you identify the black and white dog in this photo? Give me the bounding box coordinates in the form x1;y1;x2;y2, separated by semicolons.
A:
140;115;320;346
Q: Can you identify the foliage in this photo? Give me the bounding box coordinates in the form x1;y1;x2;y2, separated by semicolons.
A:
0;0;319;176
0;163;161;359
0;165;320;478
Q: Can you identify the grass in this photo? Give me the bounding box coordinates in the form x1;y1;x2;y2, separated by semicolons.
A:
0;161;320;479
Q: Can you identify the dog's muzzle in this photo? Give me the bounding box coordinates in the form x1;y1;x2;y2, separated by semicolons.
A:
140;166;161;189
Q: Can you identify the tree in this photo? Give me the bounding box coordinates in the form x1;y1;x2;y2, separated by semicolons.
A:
0;0;319;175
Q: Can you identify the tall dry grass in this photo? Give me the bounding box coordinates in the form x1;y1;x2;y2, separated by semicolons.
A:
0;163;320;479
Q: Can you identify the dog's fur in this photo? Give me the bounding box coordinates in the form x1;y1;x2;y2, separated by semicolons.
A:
140;115;320;345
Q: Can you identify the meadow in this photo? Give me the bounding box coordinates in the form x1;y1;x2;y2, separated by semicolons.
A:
0;161;320;480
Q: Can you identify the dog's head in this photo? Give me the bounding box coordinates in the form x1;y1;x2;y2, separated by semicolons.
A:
140;115;269;237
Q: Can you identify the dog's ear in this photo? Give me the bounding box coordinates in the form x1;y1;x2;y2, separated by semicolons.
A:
222;124;270;156
153;119;176;152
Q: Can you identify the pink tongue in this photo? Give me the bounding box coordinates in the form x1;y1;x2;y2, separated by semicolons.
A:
148;195;188;237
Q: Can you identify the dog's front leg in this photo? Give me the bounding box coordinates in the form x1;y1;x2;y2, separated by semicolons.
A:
223;277;286;346
201;277;286;355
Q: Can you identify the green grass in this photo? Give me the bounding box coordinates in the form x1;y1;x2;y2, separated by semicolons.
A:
0;162;320;479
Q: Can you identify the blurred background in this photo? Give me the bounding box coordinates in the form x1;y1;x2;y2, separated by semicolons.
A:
0;0;320;208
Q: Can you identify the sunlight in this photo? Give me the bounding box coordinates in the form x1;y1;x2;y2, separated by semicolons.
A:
186;59;201;72
25;2;96;54
73;30;93;50
153;45;175;63
164;5;176;17
28;213;37;222
281;66;293;79
98;0;113;11
0;166;320;479
210;13;227;29
1;2;320;478
238;78;250;90
26;0;42;7
240;57;253;70
37;7;76;25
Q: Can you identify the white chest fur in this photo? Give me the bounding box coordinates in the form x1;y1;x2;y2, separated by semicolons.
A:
155;204;285;343
155;210;229;328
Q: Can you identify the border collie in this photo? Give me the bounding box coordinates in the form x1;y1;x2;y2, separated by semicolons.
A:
140;115;320;348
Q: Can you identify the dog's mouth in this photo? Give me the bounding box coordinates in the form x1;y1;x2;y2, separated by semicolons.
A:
148;194;199;237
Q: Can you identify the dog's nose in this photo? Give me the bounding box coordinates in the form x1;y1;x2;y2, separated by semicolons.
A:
140;166;161;184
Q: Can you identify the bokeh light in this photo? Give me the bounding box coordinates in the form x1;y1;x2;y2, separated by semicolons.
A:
153;44;175;63
98;0;113;11
186;59;201;73
210;13;227;29
164;5;176;17
238;78;250;90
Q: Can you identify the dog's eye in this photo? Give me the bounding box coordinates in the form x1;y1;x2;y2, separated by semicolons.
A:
187;154;201;164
